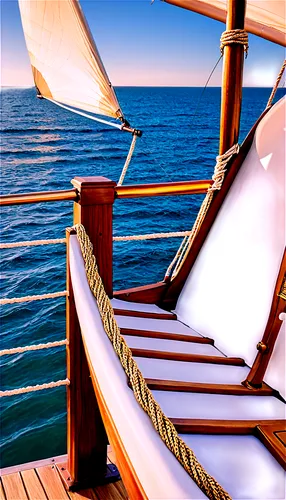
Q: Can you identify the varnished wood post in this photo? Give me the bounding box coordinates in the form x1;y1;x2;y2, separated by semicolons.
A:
65;177;116;489
72;176;116;297
244;250;286;388
219;0;246;154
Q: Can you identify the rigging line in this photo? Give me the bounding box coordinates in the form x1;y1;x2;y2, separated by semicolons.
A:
191;54;223;121
140;55;223;182
43;97;123;130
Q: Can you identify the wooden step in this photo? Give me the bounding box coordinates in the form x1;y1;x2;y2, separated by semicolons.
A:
170;418;286;435
114;309;176;320
121;328;214;344
257;423;286;471
145;379;274;396
132;348;245;366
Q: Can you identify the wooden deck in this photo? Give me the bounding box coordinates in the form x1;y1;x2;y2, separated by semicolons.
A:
0;448;128;500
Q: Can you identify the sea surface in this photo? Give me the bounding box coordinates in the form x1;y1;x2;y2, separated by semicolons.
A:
1;86;284;468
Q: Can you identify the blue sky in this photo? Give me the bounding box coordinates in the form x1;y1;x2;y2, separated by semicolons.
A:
1;0;285;87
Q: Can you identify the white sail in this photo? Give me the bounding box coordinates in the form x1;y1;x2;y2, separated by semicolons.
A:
163;0;286;46
18;0;123;120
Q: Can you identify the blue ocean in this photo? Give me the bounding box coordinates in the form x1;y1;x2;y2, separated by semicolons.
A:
1;86;284;468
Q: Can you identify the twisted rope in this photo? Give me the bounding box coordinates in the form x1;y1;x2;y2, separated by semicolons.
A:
0;379;70;397
0;339;68;357
0;239;66;249
113;231;191;241
220;29;249;56
118;134;137;186
74;223;231;500
167;144;239;280
0;291;68;305
266;59;286;108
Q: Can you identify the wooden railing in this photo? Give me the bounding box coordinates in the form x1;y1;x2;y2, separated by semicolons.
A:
3;172;282;489
1;175;211;489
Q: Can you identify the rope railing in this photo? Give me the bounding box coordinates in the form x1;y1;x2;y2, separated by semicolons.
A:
0;232;192;249
113;230;191;241
0;291;68;305
0;379;70;397
0;238;66;249
0;339;68;357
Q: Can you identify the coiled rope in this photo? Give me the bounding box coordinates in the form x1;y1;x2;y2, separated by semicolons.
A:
266;59;286;108
220;29;249;56
74;223;231;500
165;144;239;280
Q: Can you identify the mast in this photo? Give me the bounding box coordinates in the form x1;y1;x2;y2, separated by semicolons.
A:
219;0;246;155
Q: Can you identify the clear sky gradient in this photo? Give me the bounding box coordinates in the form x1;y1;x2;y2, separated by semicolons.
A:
1;0;285;87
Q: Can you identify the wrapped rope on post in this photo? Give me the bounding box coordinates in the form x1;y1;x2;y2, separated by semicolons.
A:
74;223;231;500
220;29;249;56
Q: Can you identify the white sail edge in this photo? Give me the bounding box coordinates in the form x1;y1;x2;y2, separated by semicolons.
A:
163;0;286;47
44;98;123;130
18;0;125;122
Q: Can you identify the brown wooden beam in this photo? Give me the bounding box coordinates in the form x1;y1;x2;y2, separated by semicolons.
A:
72;176;116;298
131;348;245;366
219;0;246;155
121;328;214;344
114;282;167;304
245;249;286;388
66;228;108;489
145;379;274;396
0;188;78;206
171;418;286;435
65;177;116;488
113;309;177;320
115;180;211;199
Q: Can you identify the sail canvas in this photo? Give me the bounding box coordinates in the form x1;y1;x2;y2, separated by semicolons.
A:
18;0;123;119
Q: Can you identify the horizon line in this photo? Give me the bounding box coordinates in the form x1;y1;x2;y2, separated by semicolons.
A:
1;85;283;89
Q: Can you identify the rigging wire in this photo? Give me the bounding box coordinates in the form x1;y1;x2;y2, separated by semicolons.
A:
139;55;223;182
191;54;223;121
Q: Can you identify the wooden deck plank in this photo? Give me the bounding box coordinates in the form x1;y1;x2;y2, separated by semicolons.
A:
36;466;69;500
94;481;128;500
21;470;47;500
114;309;176;320
0;480;6;500
1;473;28;500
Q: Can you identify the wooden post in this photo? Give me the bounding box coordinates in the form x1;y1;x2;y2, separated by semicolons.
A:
219;0;246;155
72;176;116;297
64;177;116;489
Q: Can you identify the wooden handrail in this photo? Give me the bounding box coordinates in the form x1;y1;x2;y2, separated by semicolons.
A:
115;179;212;199
0;180;211;207
0;188;78;206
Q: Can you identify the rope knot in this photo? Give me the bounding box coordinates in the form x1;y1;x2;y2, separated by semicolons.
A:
209;144;240;191
220;29;249;56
